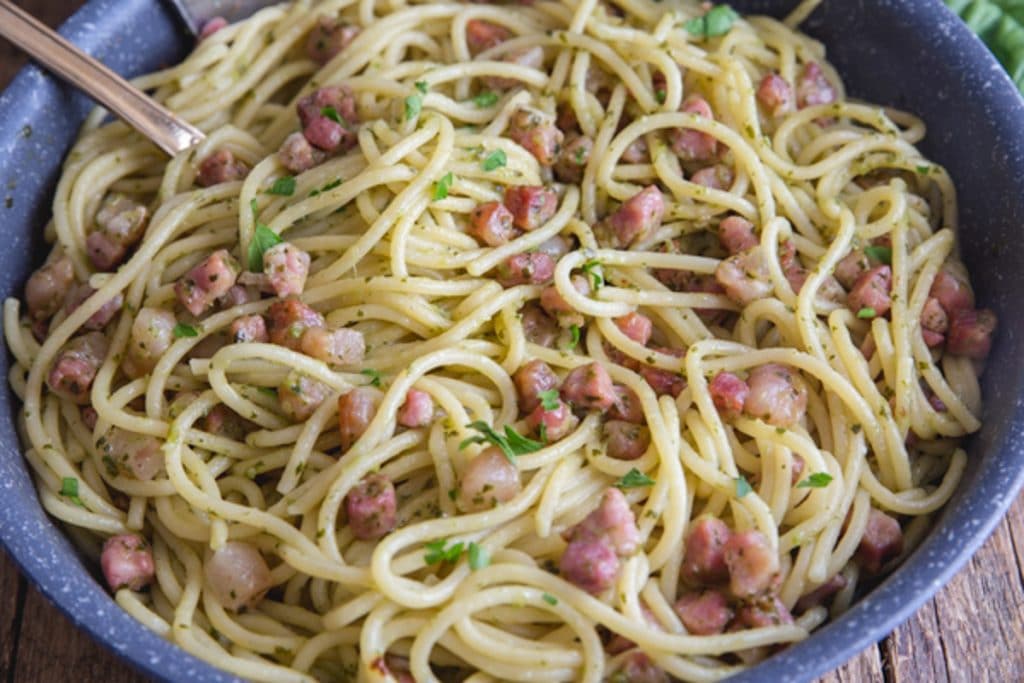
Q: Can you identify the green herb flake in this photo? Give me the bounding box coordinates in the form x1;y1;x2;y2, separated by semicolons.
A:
684;5;739;39
361;368;383;387
248;224;283;271
268;176;296;196
538;389;561;411
655;89;666;104
615;468;656;489
173;323;199;338
474;90;499;108
796;472;834;489
433;172;454;201
915;164;931;175
415;80;429;94
582;259;605;290
863;245;893;265
424;538;465;565
321;105;342;123
542;593;558;605
459;420;542;462
482;149;507;171
568;324;581;350
468;542;490;570
404;94;422;121
308;178;343;197
735;474;753;498
257;387;277;398
857;307;877;320
60;477;85;507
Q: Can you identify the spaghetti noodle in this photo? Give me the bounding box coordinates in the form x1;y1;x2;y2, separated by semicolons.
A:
3;0;997;681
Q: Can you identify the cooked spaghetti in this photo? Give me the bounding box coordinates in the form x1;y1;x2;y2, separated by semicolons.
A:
3;0;997;681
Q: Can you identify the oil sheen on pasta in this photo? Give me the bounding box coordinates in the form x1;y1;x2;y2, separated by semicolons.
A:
2;0;998;681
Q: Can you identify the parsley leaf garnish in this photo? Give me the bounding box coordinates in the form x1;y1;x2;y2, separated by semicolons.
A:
474;90;499;107
269;176;296;196
415;80;429;94
321;105;342;123
405;94;422;121
915;164;931;175
468;542;490;570
538;389;561;411
459;420;542;462
735;474;753;498
542;593;558;605
361;369;383;387
684;5;739;39
482;149;507;171
582;259;604;290
173;323;199;338
433;172;454;201
60;477;85;507
796;472;834;489
424;538;464;565
655;89;666;104
616;468;655;489
857;307;877;320
863;245;892;265
248;224;283;271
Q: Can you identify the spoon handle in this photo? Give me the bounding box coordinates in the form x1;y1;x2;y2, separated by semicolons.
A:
0;0;205;156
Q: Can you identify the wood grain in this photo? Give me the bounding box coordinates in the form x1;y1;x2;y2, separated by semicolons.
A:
1;1;1024;682
11;587;147;683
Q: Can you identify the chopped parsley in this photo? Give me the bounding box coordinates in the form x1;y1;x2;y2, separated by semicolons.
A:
857;307;877;320
796;472;834;489
414;80;429;94
248;224;283;271
459;420;543;463
468;542;490;570
655;89;666;104
735;474;753;498
60;477;85;507
361;369;383;387
404;94;422;121
542;593;558;605
424;538;464;565
321;105;342;123
474;90;499;107
433;172;454;200
538;389;561;411
173;323;199;338
915;164;931;175
615;468;656;489
268;176;296;196
257;387;278;398
582;259;605;290
863;245;892;265
568;324;581;350
482;149;507;171
308;178;343;197
684;5;739;39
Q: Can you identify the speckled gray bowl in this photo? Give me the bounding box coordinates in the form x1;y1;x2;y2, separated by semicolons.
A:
1;1;1022;681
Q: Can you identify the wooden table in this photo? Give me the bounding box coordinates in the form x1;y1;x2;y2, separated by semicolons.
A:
2;1;1024;681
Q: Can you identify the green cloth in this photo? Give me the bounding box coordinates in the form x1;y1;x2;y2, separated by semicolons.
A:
945;0;1024;92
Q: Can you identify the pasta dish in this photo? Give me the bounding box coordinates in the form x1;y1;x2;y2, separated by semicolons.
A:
2;0;998;680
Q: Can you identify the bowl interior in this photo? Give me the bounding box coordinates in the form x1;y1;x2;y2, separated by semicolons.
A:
2;1;1024;682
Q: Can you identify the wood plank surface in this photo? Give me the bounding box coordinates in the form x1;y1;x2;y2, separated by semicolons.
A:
1;1;1023;682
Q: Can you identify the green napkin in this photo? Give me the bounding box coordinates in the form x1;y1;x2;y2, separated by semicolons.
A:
945;0;1024;92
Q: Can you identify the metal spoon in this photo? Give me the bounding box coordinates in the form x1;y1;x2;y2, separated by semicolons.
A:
0;0;204;155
